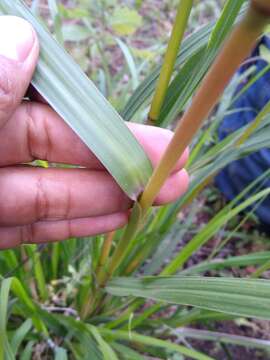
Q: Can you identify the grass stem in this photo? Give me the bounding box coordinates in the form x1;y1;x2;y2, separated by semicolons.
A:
148;0;193;122
96;231;115;284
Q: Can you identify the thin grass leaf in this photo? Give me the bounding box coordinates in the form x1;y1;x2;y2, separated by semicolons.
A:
55;347;68;360
11;319;32;356
0;277;47;334
47;0;63;44
148;0;193;121
237;99;270;145
99;328;214;360
20;341;35;360
159;309;235;328
251;259;270;278
115;38;139;90
0;0;152;199
173;327;270;351
0;278;15;360
51;243;60;279
25;245;48;301
111;343;145;360
106;276;270;320
207;0;246;51
89;326;119;360
181;252;270;275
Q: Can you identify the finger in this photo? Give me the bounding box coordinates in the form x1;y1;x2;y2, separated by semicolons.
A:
0;166;188;226
0;17;39;129
0;102;188;173
154;169;189;205
0;166;130;226
0;212;128;249
128;123;189;173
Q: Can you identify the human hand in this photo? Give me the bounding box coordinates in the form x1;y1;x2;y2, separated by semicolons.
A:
0;16;189;249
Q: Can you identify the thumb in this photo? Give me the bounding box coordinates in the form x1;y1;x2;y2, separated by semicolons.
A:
0;16;39;129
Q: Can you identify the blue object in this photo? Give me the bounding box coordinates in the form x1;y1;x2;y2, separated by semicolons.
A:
215;36;270;228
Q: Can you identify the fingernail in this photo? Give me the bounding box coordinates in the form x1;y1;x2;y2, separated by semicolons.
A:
0;16;35;62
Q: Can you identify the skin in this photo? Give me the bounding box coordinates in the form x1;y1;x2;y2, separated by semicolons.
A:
0;16;189;249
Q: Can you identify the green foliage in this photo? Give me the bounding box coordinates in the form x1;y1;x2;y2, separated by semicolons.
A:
0;0;270;359
110;6;142;35
107;276;270;319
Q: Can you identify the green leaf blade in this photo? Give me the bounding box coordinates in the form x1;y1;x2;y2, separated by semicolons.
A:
107;276;270;320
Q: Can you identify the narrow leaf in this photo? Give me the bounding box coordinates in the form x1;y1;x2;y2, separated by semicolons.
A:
89;326;119;360
99;328;214;360
0;279;14;360
107;276;270;319
174;327;270;351
182;252;270;275
11;319;32;355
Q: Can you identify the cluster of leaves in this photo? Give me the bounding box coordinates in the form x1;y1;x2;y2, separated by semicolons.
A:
0;0;270;359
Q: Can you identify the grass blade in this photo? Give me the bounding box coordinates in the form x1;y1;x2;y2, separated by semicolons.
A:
148;0;193;121
11;319;32;356
54;347;68;360
107;276;270;320
174;327;270;351
20;341;35;360
182;252;270;275
89;326;119;360
0;279;14;360
1;277;47;334
99;328;214;360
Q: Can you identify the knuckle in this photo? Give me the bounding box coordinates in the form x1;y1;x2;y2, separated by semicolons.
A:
63;186;72;220
34;174;72;221
35;176;49;221
66;219;73;239
25;103;52;160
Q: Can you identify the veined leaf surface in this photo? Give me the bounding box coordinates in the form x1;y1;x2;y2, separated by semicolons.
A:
107;276;270;319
